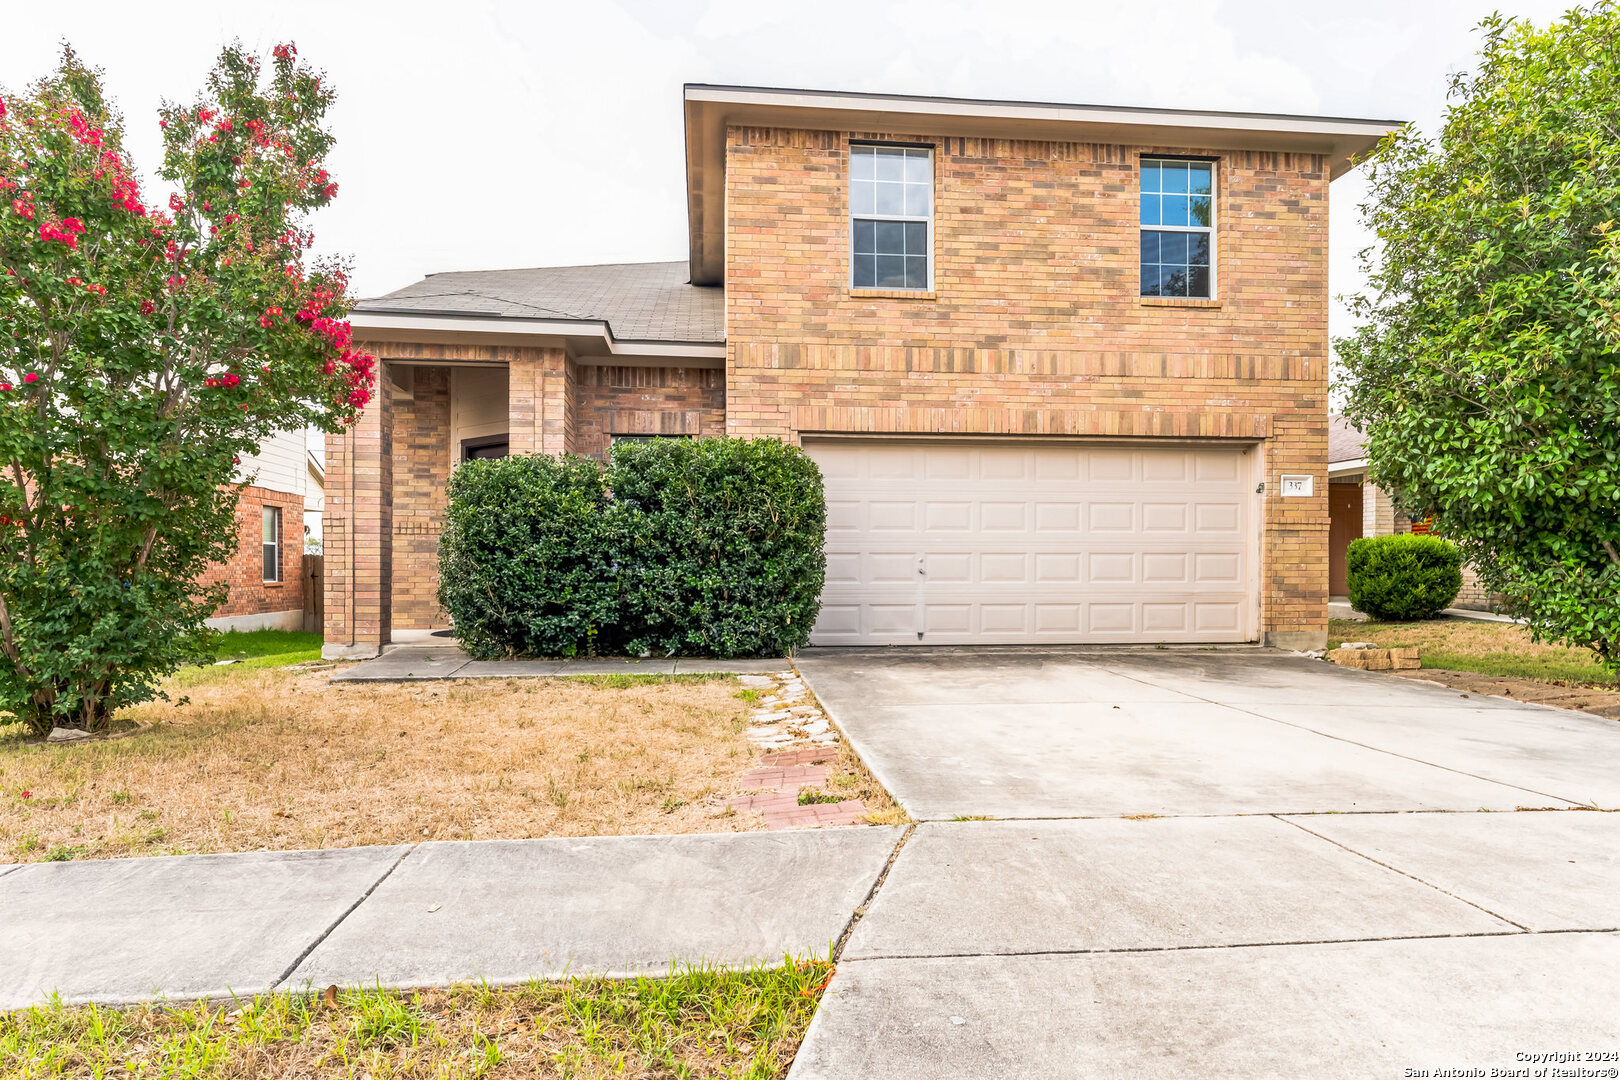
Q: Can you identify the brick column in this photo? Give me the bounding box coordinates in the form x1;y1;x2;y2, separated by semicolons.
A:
1362;481;1401;537
322;361;395;659
509;346;570;455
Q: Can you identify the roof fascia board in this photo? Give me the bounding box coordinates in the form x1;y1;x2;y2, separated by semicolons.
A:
1328;458;1370;474
349;311;727;359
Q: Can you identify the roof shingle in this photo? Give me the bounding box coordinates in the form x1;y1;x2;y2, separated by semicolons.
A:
355;260;723;345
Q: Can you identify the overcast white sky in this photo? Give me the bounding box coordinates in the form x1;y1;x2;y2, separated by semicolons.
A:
2;0;1576;348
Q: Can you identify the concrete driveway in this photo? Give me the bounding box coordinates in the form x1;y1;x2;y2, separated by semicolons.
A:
789;647;1620;1079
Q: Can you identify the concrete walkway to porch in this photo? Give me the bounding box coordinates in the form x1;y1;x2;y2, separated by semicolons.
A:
331;641;787;682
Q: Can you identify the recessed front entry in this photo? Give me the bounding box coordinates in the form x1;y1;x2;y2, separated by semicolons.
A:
803;439;1259;645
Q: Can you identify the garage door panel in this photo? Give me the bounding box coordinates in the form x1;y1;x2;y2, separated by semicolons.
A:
806;440;1257;645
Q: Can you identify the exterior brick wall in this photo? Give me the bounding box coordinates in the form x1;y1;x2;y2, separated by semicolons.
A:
200;485;304;619
391;365;452;630
723;126;1330;647
572;365;726;458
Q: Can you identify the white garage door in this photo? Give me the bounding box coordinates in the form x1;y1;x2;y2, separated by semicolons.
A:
806;439;1258;646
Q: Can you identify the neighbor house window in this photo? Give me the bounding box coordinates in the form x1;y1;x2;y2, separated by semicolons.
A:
850;144;932;290
261;506;282;583
1140;158;1214;298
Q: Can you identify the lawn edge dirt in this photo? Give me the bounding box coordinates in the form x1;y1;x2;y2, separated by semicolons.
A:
1388;667;1620;721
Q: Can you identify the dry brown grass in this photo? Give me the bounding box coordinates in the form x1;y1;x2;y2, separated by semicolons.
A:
825;742;910;825
0;669;767;863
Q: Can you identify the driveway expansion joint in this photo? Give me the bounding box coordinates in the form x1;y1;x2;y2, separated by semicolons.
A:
1100;662;1585;808
1271;815;1532;931
269;844;418;991
834;926;1620;965
830;824;915;962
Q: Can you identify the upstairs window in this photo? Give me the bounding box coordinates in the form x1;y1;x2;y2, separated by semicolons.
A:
1140;158;1214;298
850;144;932;290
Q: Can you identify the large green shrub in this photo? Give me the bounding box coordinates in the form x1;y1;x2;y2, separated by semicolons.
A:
436;438;826;659
437;455;626;659
1346;534;1464;621
611;438;827;657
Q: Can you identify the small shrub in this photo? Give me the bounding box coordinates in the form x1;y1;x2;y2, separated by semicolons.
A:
1346;534;1463;620
436;438;826;659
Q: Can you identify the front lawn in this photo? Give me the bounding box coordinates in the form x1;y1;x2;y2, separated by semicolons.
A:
1328;617;1615;686
0;669;764;862
0;961;831;1079
211;628;325;669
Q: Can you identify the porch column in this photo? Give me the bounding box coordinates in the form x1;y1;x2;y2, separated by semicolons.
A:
509;346;572;455
322;361;396;659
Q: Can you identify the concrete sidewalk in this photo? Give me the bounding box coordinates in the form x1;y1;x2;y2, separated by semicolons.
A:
332;643;787;682
0;829;900;1009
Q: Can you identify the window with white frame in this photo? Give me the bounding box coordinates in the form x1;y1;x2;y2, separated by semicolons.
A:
1140;158;1214;298
850;144;932;290
261;505;282;582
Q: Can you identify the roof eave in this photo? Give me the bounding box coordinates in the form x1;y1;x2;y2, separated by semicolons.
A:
348;310;726;362
684;84;1404;286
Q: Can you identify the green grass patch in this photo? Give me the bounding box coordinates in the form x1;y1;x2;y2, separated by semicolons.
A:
796;789;841;806
563;672;736;690
1328;617;1616;686
213;629;323;667
0;959;833;1079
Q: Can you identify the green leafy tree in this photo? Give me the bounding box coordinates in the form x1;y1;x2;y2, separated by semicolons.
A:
0;44;374;734
1336;3;1620;668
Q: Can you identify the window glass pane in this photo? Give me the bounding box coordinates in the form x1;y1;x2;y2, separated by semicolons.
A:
903;221;928;255
1158;232;1188;265
904;149;932;183
905;256;929;288
1161;196;1188;227
1141;161;1160;194
1161;161;1189;194
904;183;931;217
1189;163;1212;195
1141;263;1163;297
853;253;876;288
262;506;277;544
1188;233;1210;266
1140;194;1160;226
850;145;875;179
875;182;904;216
1189;266;1210;298
853;219;876;254
1189;195;1212;228
875;220;904;254
875;255;906;288
263;545;277;581
850;180;875;216
1140;232;1160;264
875;148;905;181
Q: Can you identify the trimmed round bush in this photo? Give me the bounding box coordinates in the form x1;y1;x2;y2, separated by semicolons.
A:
437;438;826;659
1346;533;1463;621
437;454;627;659
610;437;827;658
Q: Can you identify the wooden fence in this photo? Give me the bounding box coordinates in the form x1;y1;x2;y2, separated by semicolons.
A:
302;554;323;633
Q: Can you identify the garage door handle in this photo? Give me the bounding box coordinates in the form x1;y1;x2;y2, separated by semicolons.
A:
917;554;926;576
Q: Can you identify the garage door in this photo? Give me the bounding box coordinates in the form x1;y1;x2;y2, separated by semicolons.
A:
805;439;1258;646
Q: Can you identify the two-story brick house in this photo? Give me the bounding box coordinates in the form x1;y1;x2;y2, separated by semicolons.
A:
322;85;1397;659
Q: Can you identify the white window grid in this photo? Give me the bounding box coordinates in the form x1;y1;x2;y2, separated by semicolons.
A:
849;143;934;291
1140;157;1217;300
262;505;281;583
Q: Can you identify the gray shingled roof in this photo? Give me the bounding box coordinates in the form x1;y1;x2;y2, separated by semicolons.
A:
355;261;724;345
1329;414;1368;464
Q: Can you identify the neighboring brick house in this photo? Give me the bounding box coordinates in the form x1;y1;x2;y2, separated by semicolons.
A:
323;85;1398;659
199;427;319;632
1327;414;1497;611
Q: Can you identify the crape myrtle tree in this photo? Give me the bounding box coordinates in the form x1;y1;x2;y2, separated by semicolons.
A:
1336;3;1620;668
0;44;374;734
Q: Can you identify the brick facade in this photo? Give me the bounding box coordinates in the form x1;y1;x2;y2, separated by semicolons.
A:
324;118;1340;654
723;127;1329;648
200;485;304;621
572;365;726;458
